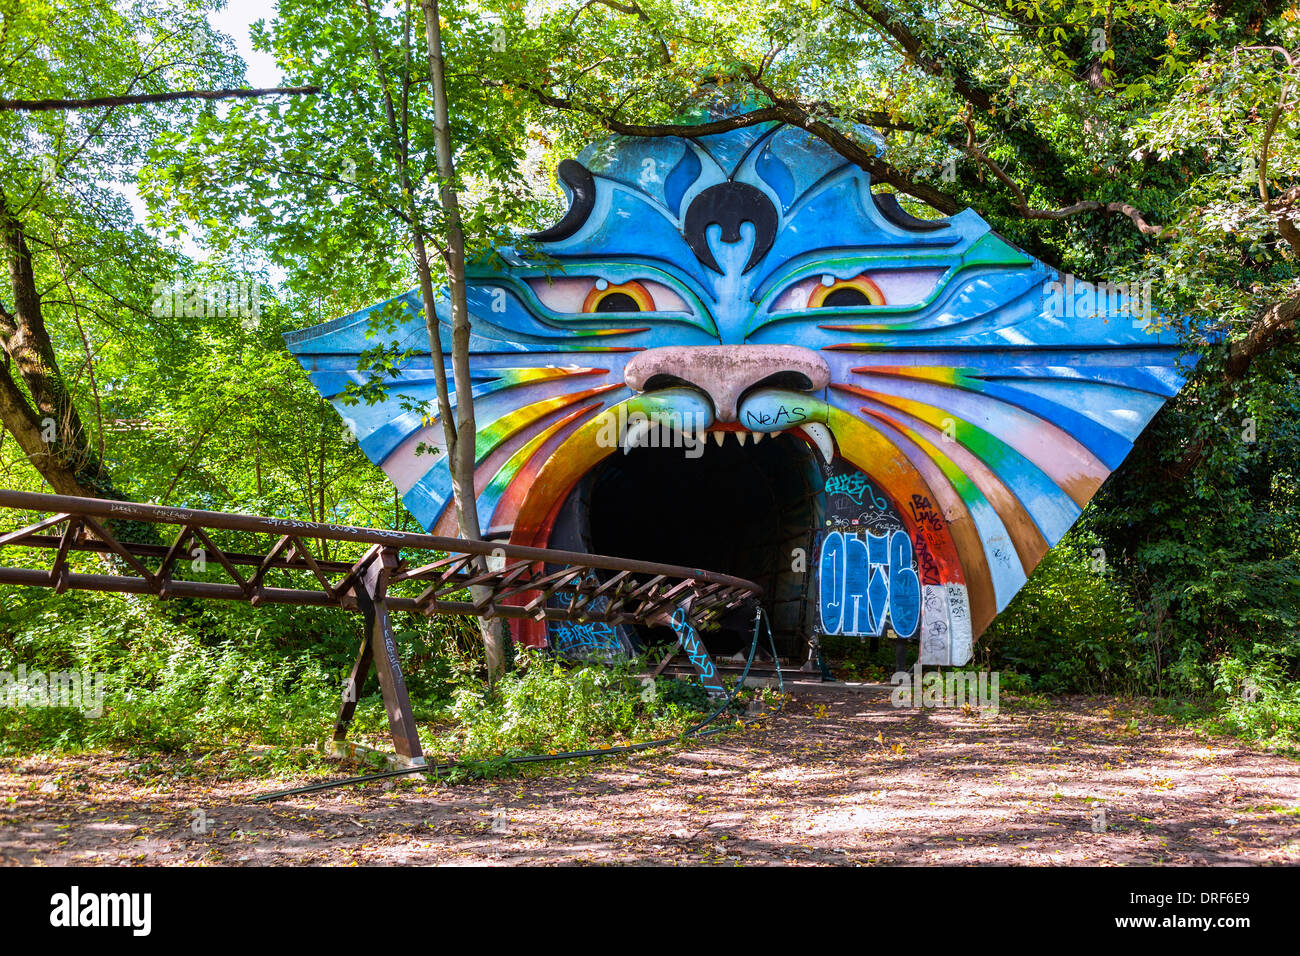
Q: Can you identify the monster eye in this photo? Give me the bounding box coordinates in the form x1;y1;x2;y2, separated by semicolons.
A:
525;276;693;316
582;280;655;313
766;268;945;316
808;274;886;308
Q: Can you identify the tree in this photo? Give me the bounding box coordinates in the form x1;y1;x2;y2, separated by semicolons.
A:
0;0;230;499
479;0;1296;375
151;0;538;679
414;0;511;678
0;0;315;502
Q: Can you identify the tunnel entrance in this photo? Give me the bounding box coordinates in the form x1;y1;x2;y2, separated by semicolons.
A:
576;431;824;660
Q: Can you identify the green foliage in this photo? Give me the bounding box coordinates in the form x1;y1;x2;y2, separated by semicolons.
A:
653;675;714;713
0;589;355;755
1207;651;1300;748
0;587;727;768
429;654;716;760
1078;344;1300;721
979;537;1148;695
818;633;903;683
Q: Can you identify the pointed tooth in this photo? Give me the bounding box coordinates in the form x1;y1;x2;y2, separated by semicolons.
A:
752;431;765;443
712;431;725;446
736;431;748;446
624;420;651;454
802;422;835;463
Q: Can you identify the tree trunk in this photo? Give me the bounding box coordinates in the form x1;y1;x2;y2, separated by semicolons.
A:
0;189;128;501
415;0;508;681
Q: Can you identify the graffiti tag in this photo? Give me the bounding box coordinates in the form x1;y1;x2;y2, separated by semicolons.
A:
742;404;808;429
817;529;921;638
668;607;726;695
825;473;889;509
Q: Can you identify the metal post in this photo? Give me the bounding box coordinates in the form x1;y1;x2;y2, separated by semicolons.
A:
351;549;424;760
332;620;374;744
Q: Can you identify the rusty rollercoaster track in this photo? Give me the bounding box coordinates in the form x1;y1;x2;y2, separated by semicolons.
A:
0;488;761;763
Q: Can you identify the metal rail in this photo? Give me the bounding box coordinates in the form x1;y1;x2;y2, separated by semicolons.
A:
0;489;760;762
0;489;758;625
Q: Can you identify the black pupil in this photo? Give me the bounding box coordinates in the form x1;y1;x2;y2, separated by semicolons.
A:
595;292;642;312
821;287;872;307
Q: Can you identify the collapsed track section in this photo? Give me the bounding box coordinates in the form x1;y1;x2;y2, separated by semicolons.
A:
0;489;760;762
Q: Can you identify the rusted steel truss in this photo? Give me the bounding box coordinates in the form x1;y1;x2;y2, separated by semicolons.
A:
0;489;760;761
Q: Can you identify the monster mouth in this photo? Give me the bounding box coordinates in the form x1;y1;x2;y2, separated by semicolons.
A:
699;421;836;464
546;419;826;661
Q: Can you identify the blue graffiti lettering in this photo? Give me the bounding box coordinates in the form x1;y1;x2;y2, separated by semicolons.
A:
817;529;921;637
818;531;845;634
668;607;726;694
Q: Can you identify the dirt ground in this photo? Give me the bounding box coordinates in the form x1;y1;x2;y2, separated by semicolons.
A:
2;687;1298;866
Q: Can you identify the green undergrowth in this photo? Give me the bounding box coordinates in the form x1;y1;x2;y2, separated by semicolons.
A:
0;587;767;781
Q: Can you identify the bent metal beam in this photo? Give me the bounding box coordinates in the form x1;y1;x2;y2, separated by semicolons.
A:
0;488;759;760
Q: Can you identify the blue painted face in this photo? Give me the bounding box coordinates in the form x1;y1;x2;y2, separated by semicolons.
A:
286;108;1191;665
455;123;1068;351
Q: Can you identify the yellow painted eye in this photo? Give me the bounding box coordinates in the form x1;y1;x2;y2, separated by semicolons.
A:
582;280;655;313
807;274;886;308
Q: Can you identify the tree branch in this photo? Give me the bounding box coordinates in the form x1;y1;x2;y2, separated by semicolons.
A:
520;81;1167;233
1267;185;1300;258
1018;200;1168;236
1224;289;1300;380
0;86;321;112
569;0;672;64
956;112;1168;235
847;0;1075;194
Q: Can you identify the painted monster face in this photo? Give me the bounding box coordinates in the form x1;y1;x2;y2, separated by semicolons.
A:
285;111;1189;666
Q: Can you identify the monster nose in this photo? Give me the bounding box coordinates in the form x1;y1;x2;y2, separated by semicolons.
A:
624;345;831;422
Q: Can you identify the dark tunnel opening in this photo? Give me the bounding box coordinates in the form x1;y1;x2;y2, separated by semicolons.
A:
575;431;824;660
